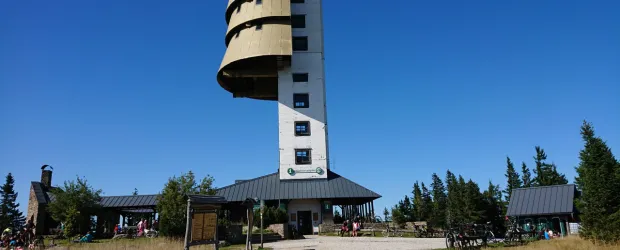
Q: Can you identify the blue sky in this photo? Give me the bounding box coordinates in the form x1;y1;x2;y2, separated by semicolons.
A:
1;0;618;215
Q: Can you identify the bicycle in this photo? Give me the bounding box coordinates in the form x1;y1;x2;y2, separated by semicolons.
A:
381;225;403;237
444;227;465;249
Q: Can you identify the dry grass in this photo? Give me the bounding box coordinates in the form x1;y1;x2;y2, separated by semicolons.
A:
46;237;270;250
509;236;620;250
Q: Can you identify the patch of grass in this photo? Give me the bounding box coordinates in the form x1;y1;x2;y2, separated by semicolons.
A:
436;236;620;250
42;237;272;250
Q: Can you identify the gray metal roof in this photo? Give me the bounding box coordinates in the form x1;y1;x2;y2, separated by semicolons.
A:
31;182;159;208
506;184;577;217
31;182;57;204
99;195;159;208
215;170;381;202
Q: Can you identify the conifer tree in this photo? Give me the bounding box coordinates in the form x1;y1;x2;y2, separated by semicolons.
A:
445;170;459;226
0;173;25;229
462;179;484;223
430;173;447;228
575;121;620;243
421;183;433;222
399;196;413;222
504;157;522;201
532;146;568;186
412;182;423;222
521;162;532;188
483;181;505;235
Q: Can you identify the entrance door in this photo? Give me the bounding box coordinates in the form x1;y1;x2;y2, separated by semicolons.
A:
297;211;312;235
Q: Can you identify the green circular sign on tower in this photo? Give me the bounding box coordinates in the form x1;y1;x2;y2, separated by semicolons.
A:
287;168;295;175
316;167;324;175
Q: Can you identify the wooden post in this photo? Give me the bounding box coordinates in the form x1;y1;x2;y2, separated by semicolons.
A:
246;208;251;250
215;211;220;250
371;201;375;222
183;199;192;250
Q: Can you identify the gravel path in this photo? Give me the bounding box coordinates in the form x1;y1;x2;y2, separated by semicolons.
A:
263;236;446;250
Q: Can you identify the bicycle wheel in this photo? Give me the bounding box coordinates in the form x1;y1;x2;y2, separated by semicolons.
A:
382;229;389;237
487;231;495;244
445;233;456;249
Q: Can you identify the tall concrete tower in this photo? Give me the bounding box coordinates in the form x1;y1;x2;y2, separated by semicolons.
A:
217;0;329;180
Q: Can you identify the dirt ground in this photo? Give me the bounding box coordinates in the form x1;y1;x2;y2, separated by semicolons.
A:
262;235;446;250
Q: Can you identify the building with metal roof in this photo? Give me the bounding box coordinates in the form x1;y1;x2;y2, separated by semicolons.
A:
506;184;580;236
215;0;381;235
27;167;161;236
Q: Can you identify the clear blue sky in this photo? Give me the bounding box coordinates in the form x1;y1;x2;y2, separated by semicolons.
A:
1;0;618;215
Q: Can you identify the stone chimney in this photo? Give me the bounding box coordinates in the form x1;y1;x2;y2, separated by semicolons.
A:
41;165;52;188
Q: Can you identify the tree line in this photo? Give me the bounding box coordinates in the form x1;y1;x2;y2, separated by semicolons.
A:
387;121;620;244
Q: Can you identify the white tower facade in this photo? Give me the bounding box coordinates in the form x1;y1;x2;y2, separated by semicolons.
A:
217;0;329;180
277;0;329;180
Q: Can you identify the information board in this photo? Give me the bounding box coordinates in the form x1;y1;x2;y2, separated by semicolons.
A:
191;212;217;242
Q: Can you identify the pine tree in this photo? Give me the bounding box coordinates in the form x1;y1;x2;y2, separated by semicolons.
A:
548;163;569;185
575;121;620;243
521;162;532;188
483;181;505;235
430;173;447;229
532;146;568;186
445;170;460;226
421;183;433;222
0;173;25;229
462;179;484;223
412;182;423;222
532;146;549;186
399;196;413;222
383;207;389;222
504;156;522;201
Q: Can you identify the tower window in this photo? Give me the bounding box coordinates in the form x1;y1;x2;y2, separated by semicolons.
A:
295;121;310;136
292;73;309;82
295;149;312;165
292;37;308;51
291;0;304;3
291;15;306;28
293;93;309;108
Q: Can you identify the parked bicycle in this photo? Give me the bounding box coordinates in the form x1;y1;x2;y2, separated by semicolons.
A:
381;224;403;237
444;226;464;249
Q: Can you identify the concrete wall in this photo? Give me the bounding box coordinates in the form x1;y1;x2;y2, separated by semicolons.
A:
278;0;329;180
287;199;322;234
267;223;289;239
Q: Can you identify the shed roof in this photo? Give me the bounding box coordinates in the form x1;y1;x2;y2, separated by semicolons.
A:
215;170;381;202
506;184;577;217
31;181;159;209
31;182;58;204
99;195;159;208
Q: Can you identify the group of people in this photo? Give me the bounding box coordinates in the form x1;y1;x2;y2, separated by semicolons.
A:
113;219;158;237
1;219;36;249
340;216;363;237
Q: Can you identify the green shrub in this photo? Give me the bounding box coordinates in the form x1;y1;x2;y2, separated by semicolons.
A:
253;207;288;229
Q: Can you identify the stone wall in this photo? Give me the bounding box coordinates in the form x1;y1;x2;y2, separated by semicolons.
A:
26;185;44;235
267;223;288;239
319;223;386;233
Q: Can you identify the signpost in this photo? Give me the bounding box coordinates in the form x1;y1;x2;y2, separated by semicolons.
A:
260;199;264;249
242;198;259;250
183;195;227;250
